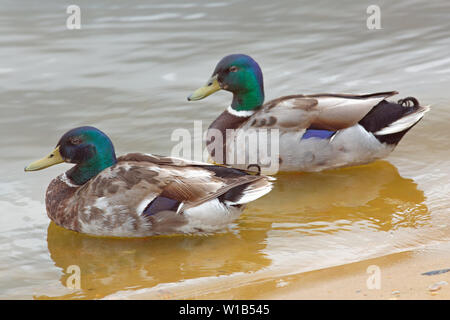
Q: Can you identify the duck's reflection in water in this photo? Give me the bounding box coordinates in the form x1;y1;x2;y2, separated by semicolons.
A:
39;161;428;299
40;223;270;299
246;160;429;232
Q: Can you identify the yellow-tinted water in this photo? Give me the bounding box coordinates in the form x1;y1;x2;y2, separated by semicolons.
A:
24;161;441;299
1;0;450;299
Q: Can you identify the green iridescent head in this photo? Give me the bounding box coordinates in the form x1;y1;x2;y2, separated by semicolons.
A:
25;126;117;185
188;54;265;111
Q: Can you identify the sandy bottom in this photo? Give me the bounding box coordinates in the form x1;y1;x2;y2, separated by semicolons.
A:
255;243;450;300
114;241;450;300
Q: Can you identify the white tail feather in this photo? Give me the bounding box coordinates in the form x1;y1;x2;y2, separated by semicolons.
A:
375;105;430;135
225;179;274;205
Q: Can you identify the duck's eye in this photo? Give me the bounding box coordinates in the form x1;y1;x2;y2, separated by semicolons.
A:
229;66;238;73
69;137;82;145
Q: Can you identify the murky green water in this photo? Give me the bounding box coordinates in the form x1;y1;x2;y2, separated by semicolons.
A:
1;0;449;299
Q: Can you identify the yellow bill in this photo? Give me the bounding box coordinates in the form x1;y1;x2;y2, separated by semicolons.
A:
187;75;221;101
25;146;64;172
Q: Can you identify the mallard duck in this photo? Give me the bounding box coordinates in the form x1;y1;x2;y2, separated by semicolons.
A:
24;126;273;237
188;54;430;173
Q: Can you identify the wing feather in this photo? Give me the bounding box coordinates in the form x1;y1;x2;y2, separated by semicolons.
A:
244;91;398;131
77;156;270;219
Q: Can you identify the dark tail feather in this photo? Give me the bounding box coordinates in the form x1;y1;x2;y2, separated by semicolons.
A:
359;97;430;145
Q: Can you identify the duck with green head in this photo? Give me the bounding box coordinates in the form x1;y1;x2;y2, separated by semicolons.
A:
25;126;272;237
188;54;430;173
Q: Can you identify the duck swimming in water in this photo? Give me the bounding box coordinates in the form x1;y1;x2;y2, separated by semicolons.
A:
25;126;272;237
188;54;430;173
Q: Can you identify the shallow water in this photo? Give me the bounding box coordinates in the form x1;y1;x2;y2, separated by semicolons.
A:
1;0;450;299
